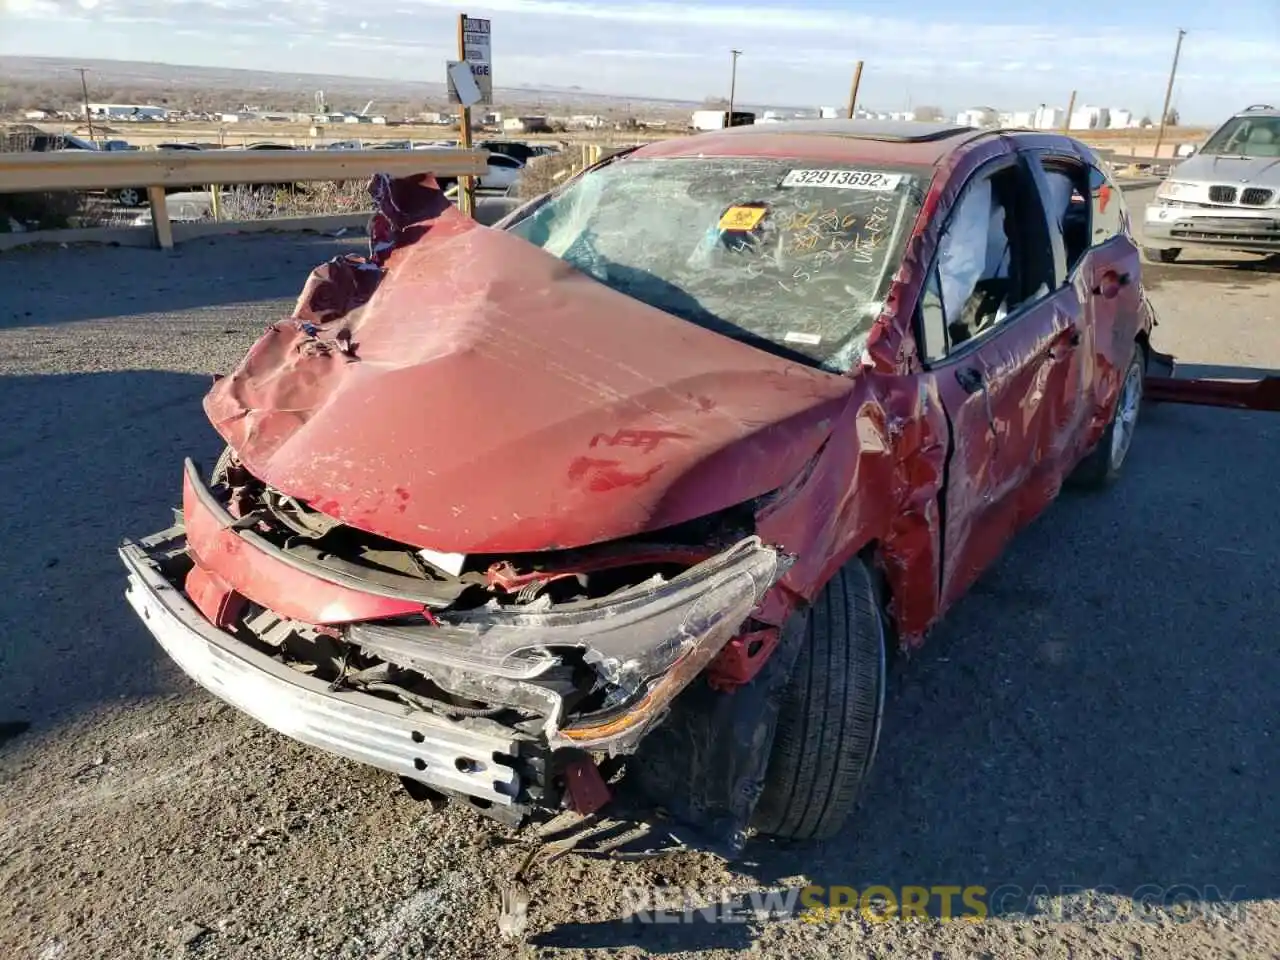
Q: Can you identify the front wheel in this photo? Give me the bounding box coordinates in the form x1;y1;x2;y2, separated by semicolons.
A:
752;558;887;841
1143;246;1181;263
1071;347;1145;488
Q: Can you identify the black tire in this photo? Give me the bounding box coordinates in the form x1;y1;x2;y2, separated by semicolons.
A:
752;558;887;841
1143;246;1181;263
1071;346;1145;488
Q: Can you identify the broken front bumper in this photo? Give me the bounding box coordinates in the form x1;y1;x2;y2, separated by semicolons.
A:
120;539;524;807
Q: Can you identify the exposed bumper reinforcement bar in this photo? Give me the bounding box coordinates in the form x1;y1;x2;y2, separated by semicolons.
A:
119;540;523;805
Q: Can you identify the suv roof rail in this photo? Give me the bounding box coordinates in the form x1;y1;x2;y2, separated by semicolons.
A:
1243;103;1276;111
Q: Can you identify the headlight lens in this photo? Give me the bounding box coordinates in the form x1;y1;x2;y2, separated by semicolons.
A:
1156;180;1196;201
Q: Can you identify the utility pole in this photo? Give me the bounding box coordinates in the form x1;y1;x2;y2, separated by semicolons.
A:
846;60;864;119
1153;28;1187;164
1062;90;1077;133
727;49;742;126
76;67;95;142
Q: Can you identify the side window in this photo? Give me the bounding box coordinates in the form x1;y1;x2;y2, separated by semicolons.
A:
1037;158;1090;274
1088;164;1128;244
917;162;1054;362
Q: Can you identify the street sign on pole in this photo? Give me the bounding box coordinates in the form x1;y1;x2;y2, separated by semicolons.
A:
448;15;492;105
452;12;491;220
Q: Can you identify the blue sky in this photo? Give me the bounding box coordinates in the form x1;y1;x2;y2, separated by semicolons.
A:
0;0;1274;121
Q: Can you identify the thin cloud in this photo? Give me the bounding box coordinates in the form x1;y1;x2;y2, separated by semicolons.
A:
0;0;1269;118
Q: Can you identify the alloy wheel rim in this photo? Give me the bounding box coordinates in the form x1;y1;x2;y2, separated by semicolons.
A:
1110;361;1143;470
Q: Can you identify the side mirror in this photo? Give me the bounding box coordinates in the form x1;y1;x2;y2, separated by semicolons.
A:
1174;143;1197;158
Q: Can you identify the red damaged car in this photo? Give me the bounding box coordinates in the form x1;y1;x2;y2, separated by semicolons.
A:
120;120;1155;852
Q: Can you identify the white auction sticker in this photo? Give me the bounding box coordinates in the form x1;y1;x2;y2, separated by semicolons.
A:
780;169;903;190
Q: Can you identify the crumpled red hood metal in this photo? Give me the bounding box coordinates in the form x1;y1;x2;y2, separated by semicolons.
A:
205;176;854;554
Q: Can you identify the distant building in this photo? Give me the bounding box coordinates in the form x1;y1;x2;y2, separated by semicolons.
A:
85;103;168;121
1000;111;1035;128
1069;105;1110;130
1032;105;1065;130
503;116;552;134
1108;109;1136;129
956;106;999;127
819;106;841;119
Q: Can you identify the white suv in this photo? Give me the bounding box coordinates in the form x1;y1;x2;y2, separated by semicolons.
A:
1143;104;1280;262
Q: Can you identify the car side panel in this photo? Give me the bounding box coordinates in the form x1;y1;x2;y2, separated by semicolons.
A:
933;285;1087;609
1078;191;1147;453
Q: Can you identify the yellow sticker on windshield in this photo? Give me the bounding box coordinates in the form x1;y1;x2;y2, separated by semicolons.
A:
719;205;767;231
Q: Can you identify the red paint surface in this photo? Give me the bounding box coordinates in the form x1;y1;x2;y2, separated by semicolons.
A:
199;126;1154;643
205;177;853;555
182;467;425;625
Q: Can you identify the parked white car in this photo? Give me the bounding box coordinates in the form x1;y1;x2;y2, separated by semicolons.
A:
414;146;525;193
478;153;525;191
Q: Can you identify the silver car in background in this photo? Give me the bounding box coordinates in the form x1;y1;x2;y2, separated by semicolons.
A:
1143;103;1280;262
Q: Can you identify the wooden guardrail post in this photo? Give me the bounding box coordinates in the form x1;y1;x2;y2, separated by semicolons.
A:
147;186;174;249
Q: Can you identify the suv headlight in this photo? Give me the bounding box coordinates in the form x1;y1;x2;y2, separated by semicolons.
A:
1156;180;1196;201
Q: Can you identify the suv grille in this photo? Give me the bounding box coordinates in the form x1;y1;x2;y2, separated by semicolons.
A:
1241;187;1274;206
1209;185;1238;203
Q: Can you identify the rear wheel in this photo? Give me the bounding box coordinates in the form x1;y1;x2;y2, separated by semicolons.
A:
752;558;887;841
1071;346;1145;488
114;187;144;207
1143;246;1181;263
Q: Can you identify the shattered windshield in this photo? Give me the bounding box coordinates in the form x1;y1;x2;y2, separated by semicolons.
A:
1200;115;1280;158
506;156;929;372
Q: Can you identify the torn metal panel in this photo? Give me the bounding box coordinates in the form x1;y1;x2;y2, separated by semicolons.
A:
204;176;853;557
349;536;789;751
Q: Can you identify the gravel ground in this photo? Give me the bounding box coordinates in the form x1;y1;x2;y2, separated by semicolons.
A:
0;195;1276;959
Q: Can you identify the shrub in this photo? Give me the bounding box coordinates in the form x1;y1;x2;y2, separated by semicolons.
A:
516;152;579;199
0;191;83;232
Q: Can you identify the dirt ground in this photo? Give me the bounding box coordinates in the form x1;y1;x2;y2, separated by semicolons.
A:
0;188;1276;959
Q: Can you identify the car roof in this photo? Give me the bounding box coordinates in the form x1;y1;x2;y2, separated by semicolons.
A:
635;119;993;167
1236;103;1279;117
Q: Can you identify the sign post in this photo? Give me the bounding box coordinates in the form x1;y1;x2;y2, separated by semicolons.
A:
449;13;492;219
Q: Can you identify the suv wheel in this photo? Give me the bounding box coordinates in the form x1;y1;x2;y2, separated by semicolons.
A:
1071;346;1145;488
1143;246;1181;263
114;187;144;207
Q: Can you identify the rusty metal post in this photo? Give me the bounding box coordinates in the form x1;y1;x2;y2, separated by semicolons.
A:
728;49;742;125
1062;90;1077;133
846;61;864;119
1153;28;1187;164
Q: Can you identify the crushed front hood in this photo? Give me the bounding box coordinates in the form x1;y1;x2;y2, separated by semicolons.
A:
205;176;854;554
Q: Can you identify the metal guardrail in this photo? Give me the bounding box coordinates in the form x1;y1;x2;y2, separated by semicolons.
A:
0;148;488;249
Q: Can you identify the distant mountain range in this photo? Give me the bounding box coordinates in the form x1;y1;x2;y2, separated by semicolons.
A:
0;55;803;115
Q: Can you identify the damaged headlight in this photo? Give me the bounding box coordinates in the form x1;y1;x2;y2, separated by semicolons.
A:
350;536;790;751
